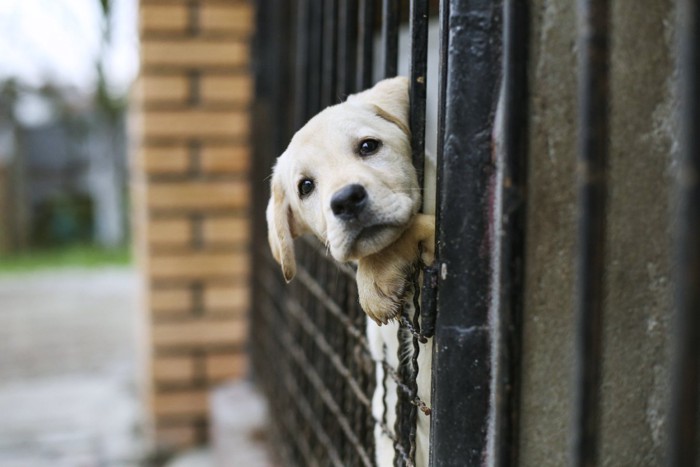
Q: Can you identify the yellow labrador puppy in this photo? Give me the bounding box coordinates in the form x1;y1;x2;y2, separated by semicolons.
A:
266;77;434;325
266;76;434;466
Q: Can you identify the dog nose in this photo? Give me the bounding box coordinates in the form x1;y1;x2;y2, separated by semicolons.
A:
331;184;367;220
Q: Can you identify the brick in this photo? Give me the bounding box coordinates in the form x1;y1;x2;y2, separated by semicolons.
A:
153;389;208;417
140;75;189;103
139;146;190;174
150;252;249;280
152;356;195;383
202;217;249;245
200;74;252;104
204;352;247;382
203;283;249;311
147;180;249;210
152;318;248;347
151;287;192;313
142;39;248;68
200;145;250;173
141;4;188;33
148;218;191;246
200;3;254;35
142;109;249;139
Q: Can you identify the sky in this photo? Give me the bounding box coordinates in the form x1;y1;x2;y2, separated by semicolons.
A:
0;0;139;98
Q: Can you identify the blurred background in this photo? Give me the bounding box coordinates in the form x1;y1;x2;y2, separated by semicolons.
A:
0;1;264;466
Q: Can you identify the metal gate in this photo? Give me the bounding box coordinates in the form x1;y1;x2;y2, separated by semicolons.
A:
249;0;699;466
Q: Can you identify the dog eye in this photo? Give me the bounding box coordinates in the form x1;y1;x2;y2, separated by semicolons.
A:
298;178;315;198
358;138;381;156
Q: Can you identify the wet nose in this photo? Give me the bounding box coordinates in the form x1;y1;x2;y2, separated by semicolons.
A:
330;184;367;220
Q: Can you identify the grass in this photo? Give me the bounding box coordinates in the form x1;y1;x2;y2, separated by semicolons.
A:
0;244;132;274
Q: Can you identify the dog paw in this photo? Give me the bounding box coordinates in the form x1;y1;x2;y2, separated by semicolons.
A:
357;264;410;325
355;214;436;325
356;248;414;325
414;214;436;266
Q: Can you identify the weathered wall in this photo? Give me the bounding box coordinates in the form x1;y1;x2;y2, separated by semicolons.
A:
132;0;253;450
520;1;676;465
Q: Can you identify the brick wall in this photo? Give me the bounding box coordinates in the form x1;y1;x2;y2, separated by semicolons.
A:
133;0;253;450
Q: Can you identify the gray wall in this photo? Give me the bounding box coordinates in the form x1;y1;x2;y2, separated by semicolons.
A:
520;1;677;465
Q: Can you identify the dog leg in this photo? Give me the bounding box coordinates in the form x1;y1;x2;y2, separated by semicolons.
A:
356;214;435;324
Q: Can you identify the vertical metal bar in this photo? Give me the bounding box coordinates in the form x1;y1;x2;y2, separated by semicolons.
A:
409;0;428;189
294;0;310;130
492;1;529;466
430;1;503;465
322;0;339;107
308;0;324;116
381;0;400;78
338;0;359;97
572;0;610;466
357;0;376;90
250;0;295;459
394;2;429;462
669;1;700;465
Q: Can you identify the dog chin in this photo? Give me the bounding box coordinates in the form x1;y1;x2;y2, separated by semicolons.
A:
330;224;404;262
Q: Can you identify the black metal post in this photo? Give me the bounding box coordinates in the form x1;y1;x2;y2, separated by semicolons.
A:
572;0;610;466
409;0;428;188
381;0;400;78
357;0;376;90
668;1;700;466
337;0;359;97
392;5;430;465
308;0;324;116
322;0;339;107
492;1;529;466
294;0;310;130
430;1;503;465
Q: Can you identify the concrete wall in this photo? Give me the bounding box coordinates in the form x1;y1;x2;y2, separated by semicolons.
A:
520;1;677;465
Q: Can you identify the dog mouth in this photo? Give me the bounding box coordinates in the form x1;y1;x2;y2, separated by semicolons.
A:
345;222;404;258
355;224;391;242
326;194;417;261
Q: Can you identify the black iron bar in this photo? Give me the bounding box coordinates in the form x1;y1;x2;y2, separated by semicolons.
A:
572;0;610;466
294;0;310;130
491;0;529;466
322;0;339;107
308;0;324;116
381;0;400;78
430;1;503;465
668;1;700;466
337;0;359;97
409;0;428;190
393;3;429;466
357;0;376;90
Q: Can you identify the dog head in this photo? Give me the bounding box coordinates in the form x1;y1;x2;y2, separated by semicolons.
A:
266;77;420;281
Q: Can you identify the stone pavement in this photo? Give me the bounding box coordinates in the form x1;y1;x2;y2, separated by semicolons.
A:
0;267;274;467
0;268;146;466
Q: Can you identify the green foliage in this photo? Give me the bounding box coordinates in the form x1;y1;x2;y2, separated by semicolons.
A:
0;244;131;274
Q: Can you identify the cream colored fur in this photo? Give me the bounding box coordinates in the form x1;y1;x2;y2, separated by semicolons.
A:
266;77;435;466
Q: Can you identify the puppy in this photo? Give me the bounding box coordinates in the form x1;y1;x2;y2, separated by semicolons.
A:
266;77;434;466
266;77;434;324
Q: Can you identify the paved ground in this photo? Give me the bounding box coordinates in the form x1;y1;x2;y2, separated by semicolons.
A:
0;268;146;466
0;268;273;467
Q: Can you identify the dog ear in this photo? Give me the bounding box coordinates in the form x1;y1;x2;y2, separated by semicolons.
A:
266;172;297;282
348;76;410;136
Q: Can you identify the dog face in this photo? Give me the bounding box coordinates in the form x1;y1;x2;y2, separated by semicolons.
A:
266;77;420;281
